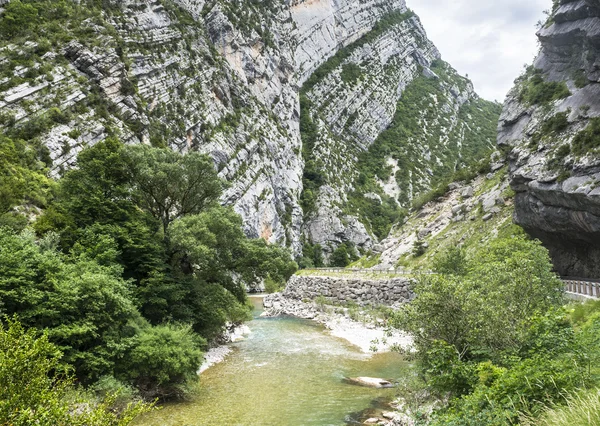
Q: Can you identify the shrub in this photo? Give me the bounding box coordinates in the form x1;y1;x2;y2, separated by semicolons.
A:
340;63;362;84
0;318;151;425
330;242;359;267
519;68;571;106
572;117;600;156
119;324;204;400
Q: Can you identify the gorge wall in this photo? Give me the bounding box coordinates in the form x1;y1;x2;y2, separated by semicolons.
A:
499;0;600;278
0;0;499;257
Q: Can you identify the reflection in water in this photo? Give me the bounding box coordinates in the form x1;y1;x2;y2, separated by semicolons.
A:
138;296;407;426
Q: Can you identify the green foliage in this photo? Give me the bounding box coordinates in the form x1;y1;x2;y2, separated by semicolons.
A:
541;111;570;135
573;69;589;89
0;0;39;37
393;235;564;386
519;67;571;106
24;138;297;400
391;235;600;425
329;242;359;267
123;145;223;234
117;324;203;400
0;318;151;425
412;240;427;257
170;207;297;298
340;63;363;84
572;117;600;156
0;135;52;228
0;228;139;384
298;241;325;269
432;247;467;275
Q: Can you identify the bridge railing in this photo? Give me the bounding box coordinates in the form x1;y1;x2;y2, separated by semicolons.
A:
562;277;600;299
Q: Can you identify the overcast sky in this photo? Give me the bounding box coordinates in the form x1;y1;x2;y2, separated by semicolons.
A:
408;0;552;102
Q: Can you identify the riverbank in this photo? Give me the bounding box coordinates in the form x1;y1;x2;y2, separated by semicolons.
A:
262;293;413;354
197;323;251;374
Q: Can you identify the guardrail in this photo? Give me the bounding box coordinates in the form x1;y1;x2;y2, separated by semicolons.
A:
562;277;600;299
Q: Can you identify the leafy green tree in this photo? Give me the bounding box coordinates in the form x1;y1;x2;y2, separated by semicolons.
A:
432;246;467;275
392;235;565;397
0;136;51;229
167;207;296;337
169;206;296;299
123;145;223;235
35;139;166;283
330;242;359;267
0;228;140;383
0;318;151;425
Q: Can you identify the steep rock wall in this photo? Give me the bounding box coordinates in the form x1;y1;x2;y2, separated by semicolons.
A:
0;0;498;260
291;0;406;83
498;0;600;277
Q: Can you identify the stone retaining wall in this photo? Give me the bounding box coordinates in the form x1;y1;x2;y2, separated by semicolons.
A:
283;274;413;306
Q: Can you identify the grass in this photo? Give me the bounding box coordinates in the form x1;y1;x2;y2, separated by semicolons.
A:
520;388;600;426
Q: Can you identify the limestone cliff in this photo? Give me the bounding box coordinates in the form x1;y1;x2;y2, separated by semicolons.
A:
0;0;499;259
498;0;600;277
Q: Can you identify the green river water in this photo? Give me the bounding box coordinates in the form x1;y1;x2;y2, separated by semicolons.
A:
138;296;408;426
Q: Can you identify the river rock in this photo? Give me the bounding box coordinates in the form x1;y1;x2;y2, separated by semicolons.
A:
344;377;394;388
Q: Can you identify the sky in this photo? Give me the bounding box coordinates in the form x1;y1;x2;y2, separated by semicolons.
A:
408;0;552;102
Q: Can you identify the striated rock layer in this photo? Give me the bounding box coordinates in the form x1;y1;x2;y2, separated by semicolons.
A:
1;0;498;257
498;0;600;278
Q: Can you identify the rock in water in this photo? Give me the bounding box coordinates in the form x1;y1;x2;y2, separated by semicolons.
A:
344;377;394;388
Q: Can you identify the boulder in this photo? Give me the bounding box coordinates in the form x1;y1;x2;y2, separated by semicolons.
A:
344;377;394;388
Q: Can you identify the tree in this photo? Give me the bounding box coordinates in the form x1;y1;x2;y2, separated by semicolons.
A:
167;206;296;337
0;318;151;425
35;139;166;283
123;145;223;235
392;235;564;375
330;242;359;267
0;228;140;383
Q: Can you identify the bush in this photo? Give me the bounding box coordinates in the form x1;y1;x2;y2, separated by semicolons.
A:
330;242;359;267
392;235;564;392
519;67;571;106
119;324;204;400
340;63;362;84
572;117;600;156
0;318;151;425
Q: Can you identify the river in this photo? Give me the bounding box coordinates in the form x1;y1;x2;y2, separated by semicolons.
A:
138;295;408;426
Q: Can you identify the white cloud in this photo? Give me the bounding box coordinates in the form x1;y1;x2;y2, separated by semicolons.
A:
408;0;552;102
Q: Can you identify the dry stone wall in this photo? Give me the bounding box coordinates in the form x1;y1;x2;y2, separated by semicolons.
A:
283;274;413;306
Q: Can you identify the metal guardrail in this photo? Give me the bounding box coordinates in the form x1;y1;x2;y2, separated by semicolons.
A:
562;277;600;299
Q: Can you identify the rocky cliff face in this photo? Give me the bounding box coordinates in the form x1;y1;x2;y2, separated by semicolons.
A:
0;0;498;259
498;0;600;278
